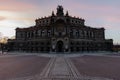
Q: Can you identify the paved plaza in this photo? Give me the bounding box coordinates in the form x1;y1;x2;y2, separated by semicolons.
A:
0;52;120;80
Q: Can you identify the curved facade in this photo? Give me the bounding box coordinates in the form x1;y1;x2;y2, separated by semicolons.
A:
8;5;113;53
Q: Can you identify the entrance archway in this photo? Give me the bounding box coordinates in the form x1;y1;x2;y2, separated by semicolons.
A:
56;41;64;52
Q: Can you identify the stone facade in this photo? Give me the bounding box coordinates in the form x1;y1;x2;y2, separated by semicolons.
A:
7;5;113;53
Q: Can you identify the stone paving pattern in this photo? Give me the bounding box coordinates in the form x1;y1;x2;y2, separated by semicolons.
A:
0;55;50;80
0;53;119;80
71;55;120;80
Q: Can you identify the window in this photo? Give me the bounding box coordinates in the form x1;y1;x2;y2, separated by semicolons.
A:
37;30;41;36
71;47;73;51
47;30;51;37
41;30;45;37
53;39;55;41
47;42;50;45
47;47;50;51
91;32;94;38
71;42;74;45
70;29;73;37
41;42;44;45
76;31;79;37
58;32;62;36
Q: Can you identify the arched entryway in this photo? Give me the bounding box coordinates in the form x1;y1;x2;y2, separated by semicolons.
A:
56;41;64;52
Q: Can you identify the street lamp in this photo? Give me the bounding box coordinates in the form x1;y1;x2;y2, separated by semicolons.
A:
0;43;3;54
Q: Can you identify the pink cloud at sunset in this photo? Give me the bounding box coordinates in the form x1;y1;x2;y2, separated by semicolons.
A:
0;0;39;11
0;16;6;21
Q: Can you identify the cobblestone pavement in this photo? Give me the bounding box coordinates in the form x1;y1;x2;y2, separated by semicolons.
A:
10;56;113;80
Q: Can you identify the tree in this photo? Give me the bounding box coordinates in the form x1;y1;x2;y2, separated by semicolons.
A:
0;37;8;44
0;32;8;54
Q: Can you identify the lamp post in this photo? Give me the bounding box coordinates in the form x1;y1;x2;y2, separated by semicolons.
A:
0;43;2;54
0;43;3;54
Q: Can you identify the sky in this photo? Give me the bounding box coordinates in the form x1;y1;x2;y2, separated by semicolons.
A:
0;0;120;44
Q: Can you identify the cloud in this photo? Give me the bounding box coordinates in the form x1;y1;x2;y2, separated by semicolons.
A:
0;0;39;11
0;11;35;27
0;16;6;21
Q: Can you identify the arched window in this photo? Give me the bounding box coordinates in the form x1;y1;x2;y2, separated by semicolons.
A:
91;32;94;38
79;30;81;37
37;30;41;36
70;29;73;37
41;30;45;37
76;30;79;37
47;30;51;37
84;31;86;38
58;32;62;37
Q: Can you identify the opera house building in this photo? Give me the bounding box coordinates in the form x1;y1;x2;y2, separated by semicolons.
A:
7;5;113;53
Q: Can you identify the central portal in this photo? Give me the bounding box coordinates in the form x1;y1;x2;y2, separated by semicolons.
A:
56;41;64;52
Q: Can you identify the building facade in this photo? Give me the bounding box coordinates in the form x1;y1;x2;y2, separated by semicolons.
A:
7;5;113;53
